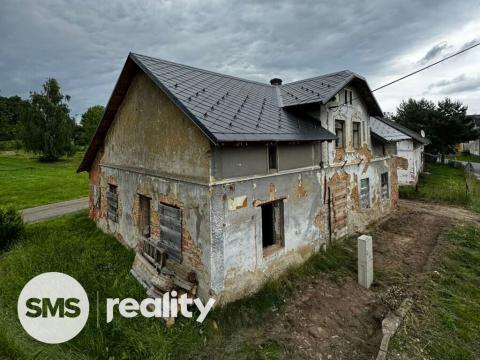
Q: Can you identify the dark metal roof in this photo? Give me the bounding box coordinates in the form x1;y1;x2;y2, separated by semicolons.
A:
373;117;430;145
370;117;410;142
78;53;382;172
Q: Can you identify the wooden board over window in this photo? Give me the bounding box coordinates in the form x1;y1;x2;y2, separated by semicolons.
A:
107;184;118;222
159;203;182;263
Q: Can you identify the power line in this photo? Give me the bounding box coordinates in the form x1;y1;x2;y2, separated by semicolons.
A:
328;40;480;113
372;40;480;92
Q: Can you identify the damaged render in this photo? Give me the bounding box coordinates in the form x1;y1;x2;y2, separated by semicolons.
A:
79;53;403;305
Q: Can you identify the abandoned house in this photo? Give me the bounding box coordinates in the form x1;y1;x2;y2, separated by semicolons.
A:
78;53;401;303
370;116;429;186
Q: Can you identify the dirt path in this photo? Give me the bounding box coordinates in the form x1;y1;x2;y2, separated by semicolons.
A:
399;199;480;225
247;201;480;359
21;197;89;224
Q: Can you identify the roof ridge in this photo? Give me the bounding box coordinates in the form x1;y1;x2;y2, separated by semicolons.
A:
283;70;356;86
131;52;274;88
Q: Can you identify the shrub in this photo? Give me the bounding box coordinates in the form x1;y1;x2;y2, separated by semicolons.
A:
0;208;24;250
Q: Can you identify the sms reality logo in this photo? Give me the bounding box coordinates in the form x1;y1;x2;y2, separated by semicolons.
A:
17;272;216;344
17;272;89;344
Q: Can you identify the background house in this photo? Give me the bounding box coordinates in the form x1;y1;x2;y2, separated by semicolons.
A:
371;117;429;186
460;115;480;156
79;53;400;303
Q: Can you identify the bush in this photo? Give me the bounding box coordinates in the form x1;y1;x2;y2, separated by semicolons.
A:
0;208;24;250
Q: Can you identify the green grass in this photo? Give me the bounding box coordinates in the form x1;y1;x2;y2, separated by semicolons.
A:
391;225;480;359
399;163;480;213
0;211;357;360
0;152;88;210
450;153;480;163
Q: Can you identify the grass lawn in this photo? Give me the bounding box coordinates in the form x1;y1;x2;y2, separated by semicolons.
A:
391;225;480;359
451;153;480;163
399;163;480;213
0;211;356;360
0;152;88;210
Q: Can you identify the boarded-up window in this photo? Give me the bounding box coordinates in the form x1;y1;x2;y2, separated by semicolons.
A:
159;203;182;263
335;120;345;148
360;178;370;209
139;195;151;237
261;200;284;251
381;172;389;199
352;122;360;148
107;184;118;222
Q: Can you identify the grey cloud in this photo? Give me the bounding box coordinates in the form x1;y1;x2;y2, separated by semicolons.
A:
461;38;480;50
0;0;479;117
428;74;480;94
419;42;449;64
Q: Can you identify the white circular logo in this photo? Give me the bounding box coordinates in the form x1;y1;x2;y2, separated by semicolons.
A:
17;272;89;344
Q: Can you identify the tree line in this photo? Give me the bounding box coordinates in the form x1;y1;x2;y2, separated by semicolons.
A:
1;77;478;162
0;78;104;161
392;98;479;162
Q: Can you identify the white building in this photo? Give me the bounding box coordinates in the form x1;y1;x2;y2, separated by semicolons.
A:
460;115;480;156
370;117;429;186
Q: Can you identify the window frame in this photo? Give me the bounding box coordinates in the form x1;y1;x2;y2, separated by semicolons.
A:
260;199;285;256
268;144;278;172
335;120;346;149
352;121;361;148
381;172;389;199
360;178;371;209
107;184;118;223
158;202;182;263
138;194;151;238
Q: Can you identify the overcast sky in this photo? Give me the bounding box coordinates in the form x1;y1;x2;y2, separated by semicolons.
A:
1;0;479;119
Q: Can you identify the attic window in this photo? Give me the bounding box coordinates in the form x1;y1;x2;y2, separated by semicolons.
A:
345;89;353;105
268;144;278;172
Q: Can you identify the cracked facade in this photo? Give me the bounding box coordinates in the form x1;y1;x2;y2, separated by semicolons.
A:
80;55;401;304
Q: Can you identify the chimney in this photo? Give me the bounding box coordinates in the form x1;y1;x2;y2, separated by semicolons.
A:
270;78;282;86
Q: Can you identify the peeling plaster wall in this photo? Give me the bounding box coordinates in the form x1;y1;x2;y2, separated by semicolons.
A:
397;140;424;185
88;73;399;304
102;72;211;183
95;167;212;300
88;72;213;300
210;157;397;304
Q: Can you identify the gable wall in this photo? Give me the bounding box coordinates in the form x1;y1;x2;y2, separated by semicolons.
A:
102;72;211;182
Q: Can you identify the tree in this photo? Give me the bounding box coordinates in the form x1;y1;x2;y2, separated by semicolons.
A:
20;78;76;161
0;95;31;142
79;105;104;145
394;97;478;162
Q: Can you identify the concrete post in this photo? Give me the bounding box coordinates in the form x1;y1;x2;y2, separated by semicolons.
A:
358;235;373;288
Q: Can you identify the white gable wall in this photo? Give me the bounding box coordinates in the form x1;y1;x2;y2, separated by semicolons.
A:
397;140;424;185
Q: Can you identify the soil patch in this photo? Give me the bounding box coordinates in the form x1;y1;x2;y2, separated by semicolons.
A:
251;201;466;359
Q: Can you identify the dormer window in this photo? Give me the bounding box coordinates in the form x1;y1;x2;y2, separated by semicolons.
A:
344;89;353;105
